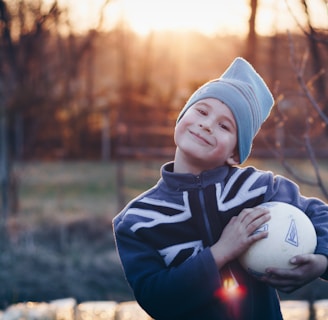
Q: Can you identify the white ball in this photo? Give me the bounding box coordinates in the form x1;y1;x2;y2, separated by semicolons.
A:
239;201;317;277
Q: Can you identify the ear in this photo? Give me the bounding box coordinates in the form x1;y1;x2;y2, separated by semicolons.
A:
226;153;240;166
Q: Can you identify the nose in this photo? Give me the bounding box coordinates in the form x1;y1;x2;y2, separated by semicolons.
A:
199;121;212;133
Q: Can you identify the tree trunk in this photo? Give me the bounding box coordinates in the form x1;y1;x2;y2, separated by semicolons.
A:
301;0;327;134
0;98;9;224
102;109;110;161
245;0;258;65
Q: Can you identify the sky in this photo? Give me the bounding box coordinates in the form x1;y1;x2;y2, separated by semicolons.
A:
58;0;327;37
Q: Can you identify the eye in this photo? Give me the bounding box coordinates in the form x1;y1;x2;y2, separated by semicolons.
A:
218;122;230;131
197;108;207;116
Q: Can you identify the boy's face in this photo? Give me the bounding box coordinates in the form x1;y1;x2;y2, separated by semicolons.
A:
174;98;239;173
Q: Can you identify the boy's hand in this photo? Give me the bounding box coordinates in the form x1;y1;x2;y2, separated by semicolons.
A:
211;207;270;268
261;254;328;293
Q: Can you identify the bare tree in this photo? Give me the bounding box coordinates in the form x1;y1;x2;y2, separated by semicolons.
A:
0;0;112;226
275;0;328;199
275;35;328;199
245;0;258;64
0;0;16;228
285;0;328;128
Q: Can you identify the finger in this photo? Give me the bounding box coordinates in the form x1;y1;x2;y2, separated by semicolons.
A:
245;212;271;235
264;266;304;282
263;274;303;293
278;287;299;294
261;273;300;288
237;208;253;222
239;207;270;224
249;229;269;241
289;254;313;265
239;207;270;222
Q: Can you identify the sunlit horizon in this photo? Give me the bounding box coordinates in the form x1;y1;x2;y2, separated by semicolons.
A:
58;0;327;37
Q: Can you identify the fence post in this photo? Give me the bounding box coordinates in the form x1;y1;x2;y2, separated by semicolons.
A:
313;299;328;320
280;300;310;320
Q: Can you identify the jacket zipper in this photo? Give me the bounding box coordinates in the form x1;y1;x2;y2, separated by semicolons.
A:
196;176;214;245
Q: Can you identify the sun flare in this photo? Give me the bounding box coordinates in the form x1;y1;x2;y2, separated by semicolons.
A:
62;0;327;37
115;0;250;36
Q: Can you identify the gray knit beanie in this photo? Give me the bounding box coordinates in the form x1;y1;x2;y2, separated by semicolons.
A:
177;57;274;164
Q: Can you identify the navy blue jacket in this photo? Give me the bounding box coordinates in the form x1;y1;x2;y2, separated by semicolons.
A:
113;162;328;320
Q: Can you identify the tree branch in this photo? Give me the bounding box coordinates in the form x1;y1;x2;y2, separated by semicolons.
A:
287;32;328;125
280;32;328;199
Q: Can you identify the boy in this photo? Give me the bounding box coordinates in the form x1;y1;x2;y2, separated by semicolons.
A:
113;57;328;320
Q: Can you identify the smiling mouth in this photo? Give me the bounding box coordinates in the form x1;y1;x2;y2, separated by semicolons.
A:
189;130;212;145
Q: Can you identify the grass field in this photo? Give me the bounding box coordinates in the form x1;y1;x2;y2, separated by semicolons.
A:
1;158;328;308
16;161;162;225
245;158;328;200
16;158;328;225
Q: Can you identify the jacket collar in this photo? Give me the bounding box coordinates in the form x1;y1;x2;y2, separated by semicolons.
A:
161;161;232;191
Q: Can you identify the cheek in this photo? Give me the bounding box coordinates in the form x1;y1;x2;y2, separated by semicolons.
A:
173;124;182;145
174;120;187;140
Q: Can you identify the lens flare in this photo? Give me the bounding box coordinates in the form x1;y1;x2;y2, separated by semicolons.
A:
215;276;246;301
215;275;247;319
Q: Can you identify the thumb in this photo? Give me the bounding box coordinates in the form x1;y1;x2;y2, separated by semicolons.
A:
290;254;311;265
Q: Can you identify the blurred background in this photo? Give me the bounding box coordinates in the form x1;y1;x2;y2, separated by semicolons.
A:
0;0;327;310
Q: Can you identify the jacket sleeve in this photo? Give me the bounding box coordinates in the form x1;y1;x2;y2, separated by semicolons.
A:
113;212;221;319
258;170;328;279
